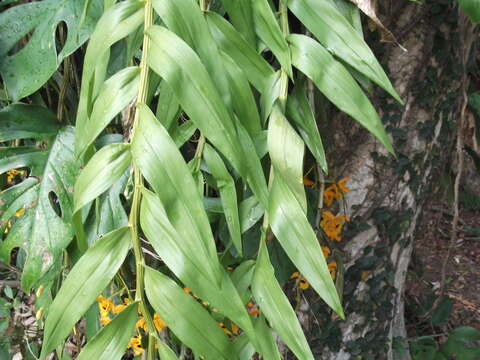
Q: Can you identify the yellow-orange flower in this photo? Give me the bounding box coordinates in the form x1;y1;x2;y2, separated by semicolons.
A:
303;177;315;187
321;246;331;258
328;261;337;280
128;336;144;355
247;301;261;316
136;317;147;332
112;304;126;314
153;313;167;331
290;272;310;290
337;177;350;193
320;211;349;242
100;315;111;326
96;296;114;317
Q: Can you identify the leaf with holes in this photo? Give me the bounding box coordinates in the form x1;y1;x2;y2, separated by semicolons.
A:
0;124;81;292
0;0;103;101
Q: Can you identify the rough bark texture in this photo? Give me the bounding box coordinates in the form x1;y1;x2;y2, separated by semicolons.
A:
303;1;463;359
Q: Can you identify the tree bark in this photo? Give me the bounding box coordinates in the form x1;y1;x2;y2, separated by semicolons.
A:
305;1;464;359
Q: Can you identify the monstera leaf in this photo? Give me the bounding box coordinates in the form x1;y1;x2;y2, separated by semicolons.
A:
0;105;80;291
0;0;103;100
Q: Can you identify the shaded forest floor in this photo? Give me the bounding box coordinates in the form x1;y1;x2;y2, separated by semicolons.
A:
406;200;480;339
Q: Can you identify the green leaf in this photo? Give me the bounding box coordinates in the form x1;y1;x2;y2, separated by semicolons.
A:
286;82;328;173
77;303;138;360
144;267;234;360
0;178;38;231
222;53;262;138
158;341;180;360
132;105;221;285
252;315;282;360
156;81;180;132
206;11;274;92
288;34;394;155
74;143;131;213
140;189;256;345
218;0;256;47
0;104;60;142
268;105;307;212
239;196;264;234
230;260;255;304
260;71;281;123
287;0;402;103
40;227;131;359
0;0;103;100
233;334;256;360
152;0;232;107
203;144;242;255
252;0;292;78
146;25;268;206
0;127;81;291
76;0;144;142
75;66;140;155
252;240;314;360
0;147;48;176
442;326;480;360
457;0;480;23
269;169;344;317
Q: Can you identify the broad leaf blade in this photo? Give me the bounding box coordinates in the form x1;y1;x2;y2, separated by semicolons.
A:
286;82;328;173
0;127;81;291
75;66;140;155
40;227;131;359
203;144;242;255
77;303;138;360
206;12;274;93
146;25;268;206
252;240;314;360
252;0;292;78
144;267;234;360
74;143;131;213
0;0;103;100
269;172;344;317
218;0;256;47
0;104;60;142
289;34;394;155
287;0;402;103
158;341;180;360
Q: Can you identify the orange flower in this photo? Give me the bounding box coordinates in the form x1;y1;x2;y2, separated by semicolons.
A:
291;272;310;290
303;177;315;187
112;304;126;314
96;296;114;316
323;184;341;206
321;246;331;258
100;315;111;326
337;177;350;193
136;317;147;332
320;211;349;242
153;313;167;332
231;323;239;335
328;261;337;280
127;336;144;355
247;301;261;316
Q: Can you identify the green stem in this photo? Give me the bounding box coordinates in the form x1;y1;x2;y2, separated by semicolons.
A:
127;0;158;342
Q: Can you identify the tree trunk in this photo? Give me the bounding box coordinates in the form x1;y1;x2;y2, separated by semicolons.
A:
306;1;465;359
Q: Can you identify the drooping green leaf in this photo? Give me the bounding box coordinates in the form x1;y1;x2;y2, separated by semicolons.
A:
77;303;138;360
239;196;264;234
457;0;480;23
40;227;131;359
0;127;81;291
75;66;140;155
203;144;242;255
286;81;328;173
218;0;256;47
252;315;282;360
233;334;256;360
252;0;292;78
156;81;180;132
158;341;180;360
260;71;281;123
152;0;232;107
0;104;60;142
74;143;131;213
222;53;262;138
146;25;268;206
287;0;402;103
76;0;144;140
132;105;222;285
252;240;314;360
140;189;256;344
144;267;234;360
268;170;344;317
0;0;103;100
288;34;394;155
268;105;307;212
206;11;274;92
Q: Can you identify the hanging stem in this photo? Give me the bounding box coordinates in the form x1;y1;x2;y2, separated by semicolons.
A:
128;0;157;345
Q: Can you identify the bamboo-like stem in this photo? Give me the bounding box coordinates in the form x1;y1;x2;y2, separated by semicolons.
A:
128;0;158;344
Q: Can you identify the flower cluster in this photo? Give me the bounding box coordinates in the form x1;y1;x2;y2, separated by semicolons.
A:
291;246;338;290
320;211;349;242
96;296;167;356
323;177;350;207
6;169;25;184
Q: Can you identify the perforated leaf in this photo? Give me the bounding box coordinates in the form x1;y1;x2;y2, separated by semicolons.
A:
0;0;103;100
